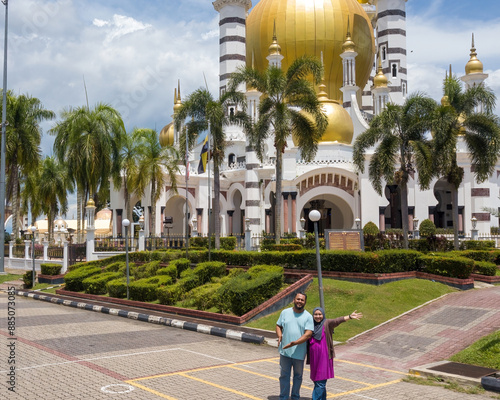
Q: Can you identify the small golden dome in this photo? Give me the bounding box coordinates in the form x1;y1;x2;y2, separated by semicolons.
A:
173;84;182;114
54;218;67;229
295;82;353;145
96;208;112;220
342;18;356;52
159;122;175;147
268;22;282;56
457;113;466;135
358;0;370;3
441;95;450;107
373;58;388;88
86;198;95;208
465;34;483;75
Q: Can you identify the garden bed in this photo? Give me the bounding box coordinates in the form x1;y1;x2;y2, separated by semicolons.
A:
38;274;65;285
470;273;500;284
56;273;313;325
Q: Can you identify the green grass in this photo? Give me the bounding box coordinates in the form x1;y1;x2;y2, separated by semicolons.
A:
449;330;500;370
0;273;23;284
403;375;486;395
245;278;456;342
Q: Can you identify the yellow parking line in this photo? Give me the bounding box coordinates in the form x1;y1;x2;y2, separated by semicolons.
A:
336;359;407;375
229;365;279;381
126;381;178;400
327;379;402;398
178;372;263;400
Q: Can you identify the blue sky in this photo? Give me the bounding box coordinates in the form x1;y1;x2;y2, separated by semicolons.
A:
2;0;500;218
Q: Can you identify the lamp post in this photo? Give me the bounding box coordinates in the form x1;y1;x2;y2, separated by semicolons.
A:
413;217;419;239
123;219;130;299
244;217;251;251
138;215;145;251
309;210;325;311
299;216;306;239
355;218;361;230
30;225;37;289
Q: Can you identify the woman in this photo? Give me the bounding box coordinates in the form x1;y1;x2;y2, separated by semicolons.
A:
308;307;363;400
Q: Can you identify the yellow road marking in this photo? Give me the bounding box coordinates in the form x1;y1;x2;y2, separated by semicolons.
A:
126;381;178;400
178;372;263;400
327;379;402;398
229;365;279;381
336;359;407;375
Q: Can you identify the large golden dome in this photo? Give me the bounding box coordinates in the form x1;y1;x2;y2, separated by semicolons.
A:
246;0;375;100
159;123;175;147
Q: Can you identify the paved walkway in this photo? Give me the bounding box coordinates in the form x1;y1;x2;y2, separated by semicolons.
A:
1;283;499;399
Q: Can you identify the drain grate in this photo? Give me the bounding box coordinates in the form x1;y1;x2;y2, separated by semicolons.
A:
428;362;499;379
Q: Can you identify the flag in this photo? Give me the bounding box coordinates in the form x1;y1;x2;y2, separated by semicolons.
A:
198;134;209;174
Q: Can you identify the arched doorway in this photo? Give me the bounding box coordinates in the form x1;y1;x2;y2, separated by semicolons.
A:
432;179;462;231
164;195;191;235
383;184;402;230
231;190;244;235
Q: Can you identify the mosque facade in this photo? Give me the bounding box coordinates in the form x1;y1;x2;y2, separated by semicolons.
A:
109;0;499;240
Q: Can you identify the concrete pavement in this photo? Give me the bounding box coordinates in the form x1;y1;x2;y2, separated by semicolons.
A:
1;284;500;399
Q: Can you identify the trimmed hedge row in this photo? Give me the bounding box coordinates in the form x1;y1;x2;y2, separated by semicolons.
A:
40;263;62;275
83;272;122;295
473;261;497;276
189;236;237;251
64;266;102;292
420;255;474;279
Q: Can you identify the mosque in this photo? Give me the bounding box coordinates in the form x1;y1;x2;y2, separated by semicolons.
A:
109;0;499;240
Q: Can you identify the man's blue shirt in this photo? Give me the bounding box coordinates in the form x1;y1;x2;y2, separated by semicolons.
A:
276;307;313;360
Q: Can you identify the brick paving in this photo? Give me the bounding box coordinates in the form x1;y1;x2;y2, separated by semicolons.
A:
0;286;499;399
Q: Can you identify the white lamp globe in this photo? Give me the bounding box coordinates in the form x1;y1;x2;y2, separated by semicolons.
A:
309;210;321;222
123;219;130;227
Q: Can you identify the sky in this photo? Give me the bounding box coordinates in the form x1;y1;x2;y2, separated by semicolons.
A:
2;0;500;220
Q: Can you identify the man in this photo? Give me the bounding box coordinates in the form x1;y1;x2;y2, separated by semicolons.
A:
276;292;314;400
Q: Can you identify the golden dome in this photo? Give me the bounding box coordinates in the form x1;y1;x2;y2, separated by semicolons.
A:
159;122;175;147
357;0;370;3
441;95;450;107
342;18;356;52
373;58;388;88
173;84;182;114
295;82;354;145
465;34;483;75
96;208;112;220
246;0;375;101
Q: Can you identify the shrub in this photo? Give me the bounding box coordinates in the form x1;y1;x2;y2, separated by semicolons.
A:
157;283;183;305
129;279;159;302
23;271;35;288
133;260;162;279
374;250;422;273
64;266;102;292
184;282;222;310
409;236;453;253
83;272;122;295
177;269;201;292
363;221;379;236
321;251;378;273
419;219;436;237
269;244;303;251
217;266;283;316
452;250;495;263
144;275;173;286
170;258;190;277
220;237;237;250
459;240;495;250
420;255;474;279
40;263;62;275
107;278;127;298
189;236;237;251
157;265;177;281
473;261;497;276
193;261;227;284
103;261;126;272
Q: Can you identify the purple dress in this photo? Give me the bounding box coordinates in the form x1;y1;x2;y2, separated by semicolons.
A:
309;327;334;381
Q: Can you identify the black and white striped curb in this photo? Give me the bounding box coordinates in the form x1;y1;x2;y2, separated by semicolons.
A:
15;291;265;345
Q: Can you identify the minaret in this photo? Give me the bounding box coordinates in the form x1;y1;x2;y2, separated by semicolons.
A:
340;17;359;107
372;56;389;115
461;33;488;90
173;80;182;144
374;0;407;105
266;21;284;68
213;0;252;95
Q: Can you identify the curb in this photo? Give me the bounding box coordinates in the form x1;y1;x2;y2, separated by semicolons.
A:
14;290;265;345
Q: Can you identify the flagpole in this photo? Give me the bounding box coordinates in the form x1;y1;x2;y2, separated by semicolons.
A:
185;128;189;259
207;122;211;261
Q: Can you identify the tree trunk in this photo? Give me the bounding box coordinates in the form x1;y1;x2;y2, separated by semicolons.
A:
150;181;156;251
400;180;409;249
451;185;460;250
275;148;283;244
11;165;19;239
76;188;82;243
214;162;221;250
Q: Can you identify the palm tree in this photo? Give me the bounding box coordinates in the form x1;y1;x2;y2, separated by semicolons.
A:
353;93;436;249
0;91;55;238
432;75;500;249
20;167;42;227
133;128;179;245
115;130;140;225
38;156;73;243
229;55;327;242
50;103;125;242
174;88;248;249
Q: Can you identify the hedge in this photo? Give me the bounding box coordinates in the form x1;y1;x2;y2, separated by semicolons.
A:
64;266;102;292
448;250;495;263
189;236;237;251
103;261;126;272
184;282;222;310
473;261;497;276
106;278;126;298
459;240;495;250
420;255;474;279
169;258;190;277
83;272;122;295
157;283;183;305
157;265;177;281
40;263;62;275
193;261;226;284
373;250;422;273
133;260;161;279
22;271;35;288
217;265;283;316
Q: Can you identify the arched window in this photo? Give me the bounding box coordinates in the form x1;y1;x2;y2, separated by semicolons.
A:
382;46;386;60
228;153;235;166
392;64;397;78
